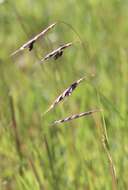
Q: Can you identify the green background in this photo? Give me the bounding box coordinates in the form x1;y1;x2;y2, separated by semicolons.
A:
0;0;128;189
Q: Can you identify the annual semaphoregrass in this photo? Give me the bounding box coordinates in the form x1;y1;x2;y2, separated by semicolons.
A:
0;0;128;189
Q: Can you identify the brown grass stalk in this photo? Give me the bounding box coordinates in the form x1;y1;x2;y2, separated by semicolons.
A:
97;92;117;190
101;114;117;190
29;158;44;190
9;95;23;175
102;134;117;190
43;134;58;189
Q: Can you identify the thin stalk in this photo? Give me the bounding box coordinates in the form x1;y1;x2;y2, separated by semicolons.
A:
97;92;117;190
43;134;58;189
9;95;23;175
29;158;44;190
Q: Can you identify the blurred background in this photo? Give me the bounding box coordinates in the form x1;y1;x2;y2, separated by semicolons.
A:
0;0;128;189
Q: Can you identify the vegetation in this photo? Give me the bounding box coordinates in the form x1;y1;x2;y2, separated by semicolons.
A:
0;0;128;189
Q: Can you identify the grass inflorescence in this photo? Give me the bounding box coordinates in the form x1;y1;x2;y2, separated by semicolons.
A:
1;1;127;189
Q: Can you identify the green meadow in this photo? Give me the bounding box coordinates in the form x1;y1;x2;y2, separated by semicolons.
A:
0;0;128;189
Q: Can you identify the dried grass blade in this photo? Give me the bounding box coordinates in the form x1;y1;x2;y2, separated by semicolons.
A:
43;76;86;115
11;22;57;56
52;109;101;125
41;42;72;62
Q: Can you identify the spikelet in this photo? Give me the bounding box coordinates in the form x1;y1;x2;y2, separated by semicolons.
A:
52;109;101;125
41;42;72;62
11;22;57;56
43;76;86;115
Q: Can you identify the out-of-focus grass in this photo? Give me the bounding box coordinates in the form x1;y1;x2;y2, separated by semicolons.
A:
0;0;128;189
